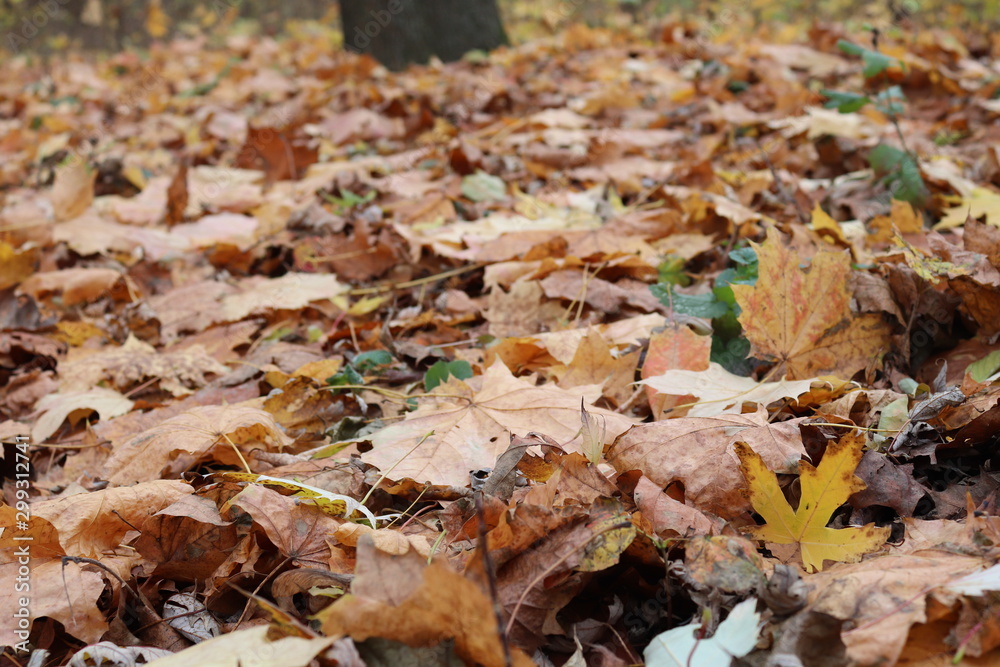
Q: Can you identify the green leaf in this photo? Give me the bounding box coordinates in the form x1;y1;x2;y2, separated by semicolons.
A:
868;144;907;174
352;350;393;373
651;284;729;318
860;50;896;78
327;365;364;389
870;146;928;207
821;89;871;113
836;39;864;57
424;360;474;390
836;39;896;78
728;247;758;267
657;256;690;286
321;189;376;212
874;86;906;116
461;170;507;202
894;154;929;206
712;335;755;376
967;351;1000;383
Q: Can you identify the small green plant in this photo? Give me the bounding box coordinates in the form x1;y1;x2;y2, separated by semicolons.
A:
821;39;929;208
321;189;376;213
326;350;393;393
423;359;474;390
650;248;759;375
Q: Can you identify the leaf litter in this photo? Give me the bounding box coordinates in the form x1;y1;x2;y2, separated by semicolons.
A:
4;10;1000;667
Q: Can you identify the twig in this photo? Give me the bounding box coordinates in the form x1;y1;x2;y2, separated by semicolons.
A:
476;492;513;667
346;263;486;296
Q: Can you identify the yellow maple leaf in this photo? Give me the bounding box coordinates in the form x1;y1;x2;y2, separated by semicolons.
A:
732;227;891;379
734;433;890;572
936;186;1000;230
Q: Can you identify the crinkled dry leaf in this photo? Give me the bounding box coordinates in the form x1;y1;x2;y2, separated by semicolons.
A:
608;407;805;519
32;388;134;442
103;404;293;484
59;334;228;396
136;625;336;667
318;560;534;667
363;361;634;486
32;480;192;558
732;227;891;379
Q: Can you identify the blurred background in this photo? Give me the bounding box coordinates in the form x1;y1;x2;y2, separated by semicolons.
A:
1;0;997;64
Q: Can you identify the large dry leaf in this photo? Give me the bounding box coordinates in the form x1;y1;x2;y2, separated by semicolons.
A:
736;432;890;573
549;330;639;406
641;362;817;417
732;227;891;379
59;334;228;396
607;407;804;519
318;543;534;667
49;159;95;221
806;551;986;665
535;314;666;364
484;280;564;338
31;480;191;558
103;403;293;484
0;560;106;645
139;625;337;667
220;272;346;322
18;268;125;307
32;388;134;442
363;361;634;486
225;484;341;569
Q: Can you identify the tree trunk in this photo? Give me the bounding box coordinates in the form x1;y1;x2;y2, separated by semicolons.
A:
339;0;508;71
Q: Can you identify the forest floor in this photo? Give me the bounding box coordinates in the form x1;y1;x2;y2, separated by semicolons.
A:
3;14;1000;667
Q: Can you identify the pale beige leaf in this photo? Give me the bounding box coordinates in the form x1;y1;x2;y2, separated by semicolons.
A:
641;362;818;417
363;361;635;486
104;403;294;484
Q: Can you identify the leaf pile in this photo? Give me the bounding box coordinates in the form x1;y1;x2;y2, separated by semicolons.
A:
5;16;1000;667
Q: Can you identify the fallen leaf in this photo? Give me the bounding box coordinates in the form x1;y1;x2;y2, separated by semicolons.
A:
550;331;639;406
318;558;534;667
18;268;126;307
732;227;891;379
363;361;634;486
644;597;761;667
58;334;228;396
608;407;805;518
642;362;818;417
32;388;134;442
103;403;294;484
641;325;711;417
49;159;95;221
937;186;1000;230
30;480;192;557
135;625;336;667
735;432;890;572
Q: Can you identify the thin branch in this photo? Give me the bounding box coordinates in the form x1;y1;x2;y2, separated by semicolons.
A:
476;492;513;667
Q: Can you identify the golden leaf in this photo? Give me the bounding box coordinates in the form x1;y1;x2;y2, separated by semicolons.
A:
732;227;891;379
735;432;890;572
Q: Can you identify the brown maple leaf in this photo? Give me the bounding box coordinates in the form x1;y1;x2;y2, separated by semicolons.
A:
732;227;891;379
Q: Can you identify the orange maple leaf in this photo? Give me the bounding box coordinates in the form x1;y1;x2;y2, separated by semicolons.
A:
735;432;890;572
732;227;891;379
